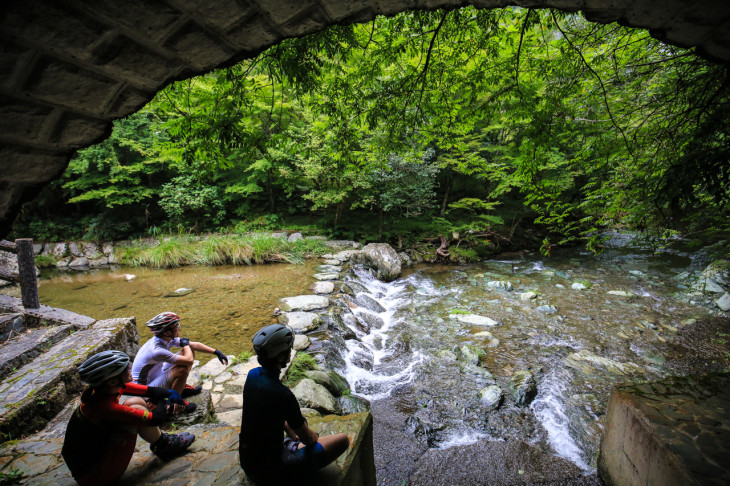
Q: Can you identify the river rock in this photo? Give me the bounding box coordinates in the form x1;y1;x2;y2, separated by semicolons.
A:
279;312;321;332
56;258;70;268
354;310;384;330
565;349;644;376
693;259;730;294
608;290;636;297
459;345;482;366
313;272;339;281
448;314;499;326
81;242;101;259
310;281;335;294
509;370;537;406
322;259;341;266
68;257;89;267
439;350;457;361
293;334;311;351
288;232;303;242
304;370;345;397
716;293;730;311
89;257;109;267
571;282;588;290
280;295;330;312
536;305;557;313
519;292;537;300
479;385;503;410
52;243;67;257
337;395;370;414
487;281;513;291
315;264;342;273
292;378;338;414
330;310;358;339
102;242;114;256
124;274;136;281
68;242;83;257
168;287;194;296
355;293;386;313
332;250;362;262
343;281;369;295
473;331;493;339
361;243;401;282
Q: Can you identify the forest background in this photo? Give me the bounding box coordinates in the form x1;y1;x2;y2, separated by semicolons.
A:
9;7;730;259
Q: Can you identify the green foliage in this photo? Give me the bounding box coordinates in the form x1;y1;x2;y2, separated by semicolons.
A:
282;352;318;388
235;350;254;363
449;246;481;262
0;468;23;484
34;254;57;268
13;7;730;250
449;309;471;315
116;234;329;268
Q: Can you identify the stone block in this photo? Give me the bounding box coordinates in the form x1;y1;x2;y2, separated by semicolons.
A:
88;0;181;38
0;95;52;142
0;148;68;184
177;0;254;30
25;57;118;113
89;33;177;85
0;317;138;438
106;87;152;118
225;13;281;51
53;113;108;147
0;325;73;381
165;22;232;70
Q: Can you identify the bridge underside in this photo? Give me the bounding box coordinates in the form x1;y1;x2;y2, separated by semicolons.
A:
1;0;729;237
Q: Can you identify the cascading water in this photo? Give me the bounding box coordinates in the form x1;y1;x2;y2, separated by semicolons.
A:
319;246;715;484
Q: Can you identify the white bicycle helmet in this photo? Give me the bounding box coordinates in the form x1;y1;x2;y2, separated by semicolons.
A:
146;312;180;334
252;324;294;358
78;350;130;386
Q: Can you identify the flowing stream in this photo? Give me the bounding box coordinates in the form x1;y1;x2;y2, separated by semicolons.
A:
313;238;717;483
11;235;723;484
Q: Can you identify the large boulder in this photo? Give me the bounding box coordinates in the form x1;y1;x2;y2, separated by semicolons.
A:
693;259;730;294
279;312;321;333
292;378;339;414
361;243;402;282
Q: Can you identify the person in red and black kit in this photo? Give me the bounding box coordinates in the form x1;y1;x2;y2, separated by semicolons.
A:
61;350;195;486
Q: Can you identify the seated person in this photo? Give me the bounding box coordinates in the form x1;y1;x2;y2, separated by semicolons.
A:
131;312;228;413
239;324;350;485
62;350;195;486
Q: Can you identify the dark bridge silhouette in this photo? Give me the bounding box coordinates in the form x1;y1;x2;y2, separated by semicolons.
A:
1;0;729;237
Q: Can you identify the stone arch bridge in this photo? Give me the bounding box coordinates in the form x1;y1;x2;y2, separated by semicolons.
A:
1;0;729;237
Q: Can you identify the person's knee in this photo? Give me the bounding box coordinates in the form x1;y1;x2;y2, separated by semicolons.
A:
125;397;149;411
171;364;191;378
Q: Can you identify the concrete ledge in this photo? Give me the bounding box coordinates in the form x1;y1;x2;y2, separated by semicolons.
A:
598;373;730;486
0;412;375;485
0;294;95;329
0;317;139;440
0;325;73;380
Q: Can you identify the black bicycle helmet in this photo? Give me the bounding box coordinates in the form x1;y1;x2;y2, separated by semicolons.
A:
252;324;294;358
78;350;130;386
146;312;180;334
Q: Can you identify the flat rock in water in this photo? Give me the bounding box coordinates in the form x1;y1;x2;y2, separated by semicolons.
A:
449;314;499;326
566;349;644;376
312;272;339;281
479;385;503;410
293;334;311;350
310;281;335;294
280;295;330;312
279;312;321;332
607;290;635;297
519;291;537;300
322;259;341;266
167;287;194;297
314;264;342;273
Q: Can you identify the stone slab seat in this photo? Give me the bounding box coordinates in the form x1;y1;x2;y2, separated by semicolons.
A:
0;294;95;329
0;325;74;381
0;317;139;440
0;412;376;486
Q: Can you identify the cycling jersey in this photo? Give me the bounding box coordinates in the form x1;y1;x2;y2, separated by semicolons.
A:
240;366;329;484
132;336;182;387
61;382;155;485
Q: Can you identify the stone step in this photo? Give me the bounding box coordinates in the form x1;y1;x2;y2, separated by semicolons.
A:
0;313;24;342
0;294;95;330
0;325;73;381
0;317;139;440
0;412;375;485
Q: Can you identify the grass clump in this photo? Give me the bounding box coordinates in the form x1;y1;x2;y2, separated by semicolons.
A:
282;352;319;388
449;309;471;315
34;254;57;268
116;233;330;268
235;350;254;364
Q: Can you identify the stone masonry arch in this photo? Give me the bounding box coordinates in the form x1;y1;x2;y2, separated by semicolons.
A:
1;0;730;237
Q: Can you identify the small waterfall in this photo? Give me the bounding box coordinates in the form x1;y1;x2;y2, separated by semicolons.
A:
339;266;425;402
531;367;591;471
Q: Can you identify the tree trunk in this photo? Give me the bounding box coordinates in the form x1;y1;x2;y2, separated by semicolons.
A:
440;179;452;217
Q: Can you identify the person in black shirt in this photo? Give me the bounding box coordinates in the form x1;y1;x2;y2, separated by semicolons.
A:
239;324;349;484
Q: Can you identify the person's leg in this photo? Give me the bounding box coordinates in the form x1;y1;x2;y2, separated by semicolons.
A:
168;349;195;395
124;397;161;443
297;433;349;462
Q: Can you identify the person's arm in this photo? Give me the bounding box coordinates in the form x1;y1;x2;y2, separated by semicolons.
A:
284;421;299;441
172;343;195;365
293;422;319;446
189;342;228;364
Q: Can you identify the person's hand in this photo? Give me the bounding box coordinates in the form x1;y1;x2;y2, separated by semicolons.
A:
214;349;228;365
150;400;168;425
167;389;185;405
179;337;190;347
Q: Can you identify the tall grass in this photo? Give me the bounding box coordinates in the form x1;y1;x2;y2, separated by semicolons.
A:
116;233;330;268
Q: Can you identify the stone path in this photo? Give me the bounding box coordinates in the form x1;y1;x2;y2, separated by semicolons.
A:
0;412;374;485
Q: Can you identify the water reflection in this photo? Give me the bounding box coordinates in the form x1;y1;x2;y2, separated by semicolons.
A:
33;262;318;360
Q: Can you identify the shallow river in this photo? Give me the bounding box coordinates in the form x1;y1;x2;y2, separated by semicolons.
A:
18;237;720;483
